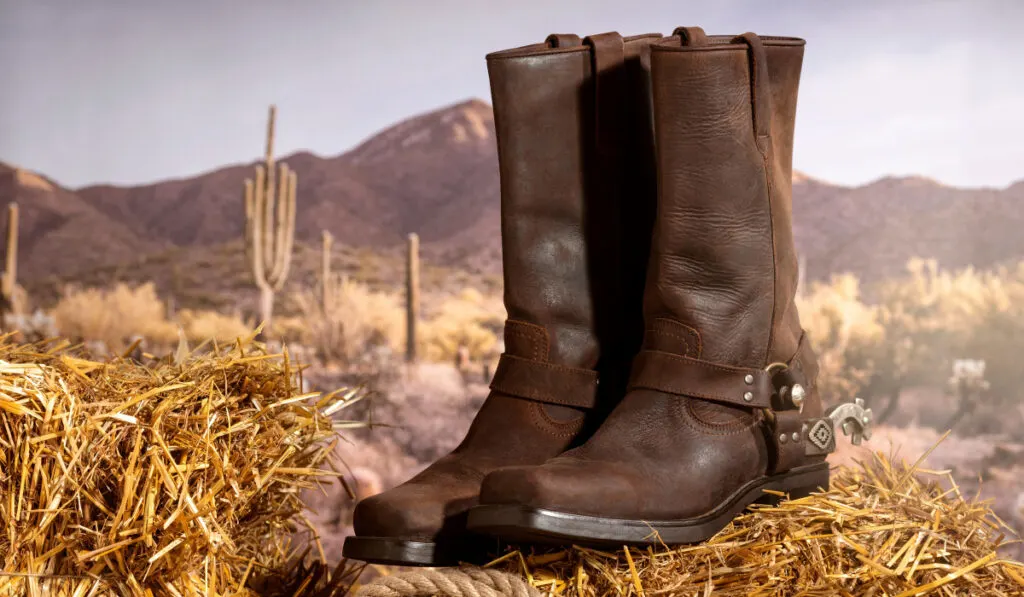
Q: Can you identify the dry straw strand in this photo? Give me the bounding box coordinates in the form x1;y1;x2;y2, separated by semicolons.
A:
0;336;363;596
493;451;1024;596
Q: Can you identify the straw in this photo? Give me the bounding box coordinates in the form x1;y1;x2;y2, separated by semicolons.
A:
496;452;1024;596
0;334;363;596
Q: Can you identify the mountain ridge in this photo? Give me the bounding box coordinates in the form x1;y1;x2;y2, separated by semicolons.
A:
2;98;1022;293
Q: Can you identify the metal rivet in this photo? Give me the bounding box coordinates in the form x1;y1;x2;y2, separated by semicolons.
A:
744;374;754;385
778;434;788;444
743;391;754;402
791;384;806;405
792;432;800;442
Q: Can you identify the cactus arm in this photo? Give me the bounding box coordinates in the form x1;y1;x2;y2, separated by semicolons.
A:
267;162;290;285
247;166;271;291
262;162;277;275
262;106;278;275
270;170;296;291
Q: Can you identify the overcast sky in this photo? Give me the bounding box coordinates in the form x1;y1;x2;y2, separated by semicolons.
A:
0;0;1021;189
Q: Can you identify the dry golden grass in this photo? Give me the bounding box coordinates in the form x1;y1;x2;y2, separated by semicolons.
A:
0;334;365;596
52;282;178;350
419;288;504;362
177;309;252;345
492;451;1024;596
295;277;404;364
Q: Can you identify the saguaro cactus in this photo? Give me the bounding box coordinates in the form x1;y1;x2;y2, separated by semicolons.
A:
244;105;297;335
320;230;333;312
1;203;18;329
406;232;420;362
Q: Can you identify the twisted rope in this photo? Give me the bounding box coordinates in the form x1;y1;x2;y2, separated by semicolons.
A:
356;568;541;597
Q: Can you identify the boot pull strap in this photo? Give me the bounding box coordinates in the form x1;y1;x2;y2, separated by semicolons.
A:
732;32;772;140
583;31;626;218
583;33;627;133
545;33;582;48
672;26;707;46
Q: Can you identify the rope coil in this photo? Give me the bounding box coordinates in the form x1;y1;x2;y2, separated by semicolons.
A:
356;568;540;597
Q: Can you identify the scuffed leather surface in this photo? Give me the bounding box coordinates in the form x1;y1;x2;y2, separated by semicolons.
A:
480;34;826;523
354;33;661;541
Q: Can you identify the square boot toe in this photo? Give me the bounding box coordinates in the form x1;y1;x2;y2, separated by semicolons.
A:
353;480;479;540
479;459;643;517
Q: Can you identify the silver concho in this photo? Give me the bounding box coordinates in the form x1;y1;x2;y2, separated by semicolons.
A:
808;419;834;451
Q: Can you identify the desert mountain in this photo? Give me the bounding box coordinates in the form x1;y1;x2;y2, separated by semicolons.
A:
793;173;1024;284
2;98;1022;293
0;164;167;281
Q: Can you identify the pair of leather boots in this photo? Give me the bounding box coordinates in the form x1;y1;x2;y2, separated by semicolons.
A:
344;27;843;567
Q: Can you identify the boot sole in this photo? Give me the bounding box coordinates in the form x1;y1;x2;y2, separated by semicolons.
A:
342;535;499;567
465;462;829;546
343;537;442;566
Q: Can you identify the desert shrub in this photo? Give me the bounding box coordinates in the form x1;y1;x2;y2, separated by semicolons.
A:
799;259;1024;436
295;276;404;364
797;273;882;402
273;314;311;345
419;287;505;362
52;282;177;350
176;308;251;344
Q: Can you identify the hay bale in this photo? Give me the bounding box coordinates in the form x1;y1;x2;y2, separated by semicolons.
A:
492;452;1024;596
0;334;363;596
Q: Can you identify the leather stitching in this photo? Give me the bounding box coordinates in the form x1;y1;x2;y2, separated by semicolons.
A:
629;351;771;408
504;320;549;360
680;398;759;436
642;349;765;377
644;327;691;354
498;354;600;378
491;354;598;408
647;317;703;357
528;402;582;439
631;381;769;409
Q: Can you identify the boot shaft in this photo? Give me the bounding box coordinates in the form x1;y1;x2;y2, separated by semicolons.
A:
645;34;806;368
486;34;660;371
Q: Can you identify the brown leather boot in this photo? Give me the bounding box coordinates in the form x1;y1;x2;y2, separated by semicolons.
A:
343;31;662;565
468;32;852;546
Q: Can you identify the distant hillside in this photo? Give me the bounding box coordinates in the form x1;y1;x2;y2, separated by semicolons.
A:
793;174;1024;284
2;99;501;285
2;98;1023;301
